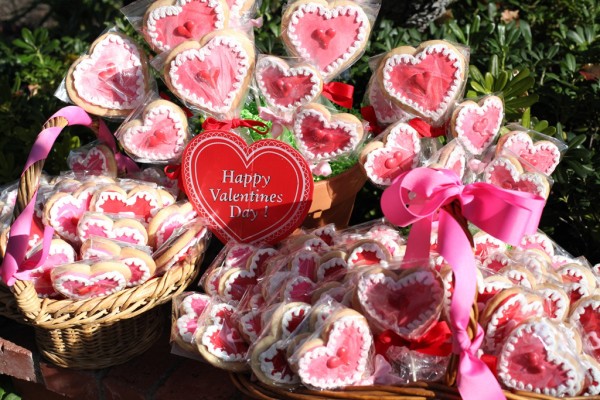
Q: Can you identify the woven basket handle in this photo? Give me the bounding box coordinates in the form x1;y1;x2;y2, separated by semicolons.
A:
1;107;108;289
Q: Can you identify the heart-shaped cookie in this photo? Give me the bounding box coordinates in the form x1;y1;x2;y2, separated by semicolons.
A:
473;231;506;261
66;32;149;117
175;292;211;351
219;266;257;303
356;268;443;339
43;184;98;243
143;0;228;53
360;121;421;187
519;232;555;257
90;184;163;222
496;130;561;175
225;0;255;19
536;284;569;321
281;0;371;80
294;309;372;389
483;156;549;198
497;318;583;396
165;29;255;116
256;56;322;112
77;212;148;246
68;144;118;177
347;240;391;268
148;202;198;249
450;96;504;155
51;261;132;300
428;140;467;180
119;99;189;162
366;74;411;126
293;103;363;161
569;295;600;361
289;250;320;282
379;40;467;123
283;275;317;303
480;288;545;354
153;219;208;273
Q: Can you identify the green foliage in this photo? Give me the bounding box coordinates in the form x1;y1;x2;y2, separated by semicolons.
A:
1;0;599;262
0;375;21;400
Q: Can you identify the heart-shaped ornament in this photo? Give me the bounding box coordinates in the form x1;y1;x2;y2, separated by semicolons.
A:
293;103;363;161
119;99;189;162
165;29;255;116
360;121;421;187
496;131;561;175
295;310;372;389
497;318;583;397
66;32;149;117
451;96;504;155
484;156;549;198
379;40;467;123
143;0;228;52
182;130;313;245
68;144;118;177
51;261;132;300
256;56;322;112
281;0;371;80
356;268;443;339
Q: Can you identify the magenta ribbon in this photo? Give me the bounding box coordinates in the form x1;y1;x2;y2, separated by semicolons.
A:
0;106;136;285
381;168;546;400
94;116;139;174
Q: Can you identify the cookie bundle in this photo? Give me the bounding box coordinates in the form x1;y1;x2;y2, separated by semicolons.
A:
7;173;208;300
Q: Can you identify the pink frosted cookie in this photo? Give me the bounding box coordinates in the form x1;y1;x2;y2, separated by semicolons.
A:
255;56;322;112
496;130;561;175
450;95;504;155
17;239;76;298
480;287;545;354
90;184;163;222
317;251;348;282
355;267;443;339
65;32;150;117
164;29;255;116
378;40;467;123
473;231;507;261
360;121;421;187
428;140;467;180
148;202;198;249
51;261;132;300
283;275;317;304
558;263;597;304
68;144;118;177
477;275;513;311
153;221;208;273
293;309;373;390
119;99;189;162
536;283;570;321
43;183;98;243
281;0;371;80
293;103;363;162
497;318;583;397
570;295;600;361
366;74;411;126
175;292;211;351
519;232;555;257
143;0;228;53
483;156;550;198
77;212;148;246
289;249;320;282
196;302;249;371
346;239;391;268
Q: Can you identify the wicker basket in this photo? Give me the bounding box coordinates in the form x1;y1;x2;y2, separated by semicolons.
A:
0;112;204;369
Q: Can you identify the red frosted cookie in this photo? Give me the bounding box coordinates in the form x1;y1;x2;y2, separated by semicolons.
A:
143;0;228;53
77;212;148;246
51;261;132;300
68;144;118;177
483;156;550;198
65;32;150;117
450;95;504;155
496;130;561;175
281;0;371;80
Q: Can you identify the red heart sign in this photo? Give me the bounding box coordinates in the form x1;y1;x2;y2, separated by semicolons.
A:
182;131;313;245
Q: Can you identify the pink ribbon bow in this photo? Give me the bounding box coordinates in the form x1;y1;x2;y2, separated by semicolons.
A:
381;167;546;400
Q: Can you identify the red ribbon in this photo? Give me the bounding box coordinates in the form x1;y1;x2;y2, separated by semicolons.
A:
164;164;185;192
202;117;269;135
375;321;453;358
408;118;447;138
360;105;383;135
322;82;354;109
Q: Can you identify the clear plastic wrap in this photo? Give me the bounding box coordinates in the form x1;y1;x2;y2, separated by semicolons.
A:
115;94;191;164
280;0;381;82
171;291;212;354
55;27;155;119
67;142;119;177
152;217;210;274
77;211;149;246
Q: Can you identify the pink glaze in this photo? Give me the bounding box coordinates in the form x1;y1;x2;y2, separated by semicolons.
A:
247;248;276;276
69;146;113;175
93;190;160;222
55;273;125;299
73;35;144;110
295;112;358;159
121;106;187;161
577;304;600;360
485;159;547;197
368;78;410;125
281;305;310;337
297;317;371;389
317;257;347;281
168;37;250;114
240;310;262;342
205;323;249;357
500;132;561;175
257;62;320;110
454;98;503;155
225;244;255;268
155;215;188;249
222;269;257;302
357;271;442;339
473;234;505;260
285;276;316;303
122;258;152;286
286;4;368;78
48;194;92;242
291;251;319;280
386;52;459;113
260;341;296;383
146;0;224;52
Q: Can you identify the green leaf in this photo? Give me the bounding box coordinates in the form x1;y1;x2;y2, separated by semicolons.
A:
567;30;586;45
494;71;509;91
489;55;499;76
568;134;588;148
564;53;577;72
470;81;488;94
503;77;535;97
521;108;531;128
448;21;466;44
520;20;532;48
533;120;549;132
484;72;494;91
469;65;484;83
505;94;539;109
21;28;35;46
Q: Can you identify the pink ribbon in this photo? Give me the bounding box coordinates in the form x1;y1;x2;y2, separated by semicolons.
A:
95;118;139;174
1;106;134;285
381;167;546;400
258;107;292;139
